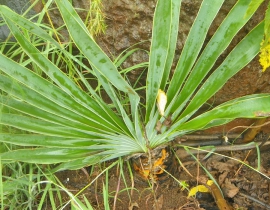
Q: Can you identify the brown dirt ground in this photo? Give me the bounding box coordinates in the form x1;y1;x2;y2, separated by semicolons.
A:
54;130;270;210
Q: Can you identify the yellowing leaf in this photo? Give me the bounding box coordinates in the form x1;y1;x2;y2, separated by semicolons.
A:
188;185;210;197
156;89;167;116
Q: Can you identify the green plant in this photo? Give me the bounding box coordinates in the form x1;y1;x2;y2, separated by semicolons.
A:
0;0;269;174
0;0;81;81
85;0;107;36
0;159;65;209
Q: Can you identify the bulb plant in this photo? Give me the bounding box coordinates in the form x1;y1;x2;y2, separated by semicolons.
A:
0;0;270;177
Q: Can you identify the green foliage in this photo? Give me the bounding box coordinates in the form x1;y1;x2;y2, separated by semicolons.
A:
0;0;269;172
85;0;107;36
245;0;270;40
0;161;63;209
245;0;264;18
265;2;270;40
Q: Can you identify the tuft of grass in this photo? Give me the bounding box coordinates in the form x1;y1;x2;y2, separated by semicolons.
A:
0;161;49;209
85;0;107;37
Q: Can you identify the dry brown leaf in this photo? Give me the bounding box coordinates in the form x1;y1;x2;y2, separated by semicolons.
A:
222;178;239;198
218;171;229;185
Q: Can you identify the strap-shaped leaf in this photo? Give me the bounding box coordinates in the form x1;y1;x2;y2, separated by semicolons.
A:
0;5;60;47
0;134;95;148
53;156;104;172
0;13;129;135
167;0;224;104
175;94;270;133
1;148;92;164
175;21;264;125
245;0;264;18
93;68;137;138
54;0;140;131
0;75;121;134
1;113;92;137
0;59;125;134
169;0;256;118
145;0;173;121
2;96;114;136
0;6;110;104
53;0;138;93
159;0;181;89
1;17;90;110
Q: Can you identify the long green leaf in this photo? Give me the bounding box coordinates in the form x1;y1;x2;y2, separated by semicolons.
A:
264;1;270;43
176;21;264;125
0;134;94;148
1;148;92;164
0;5;60;47
175;94;270;133
245;0;264;18
54;0;141;138
0;13;129;136
1;97;112;137
54;0;135;95
0;5;120;124
52;156;108;172
0;114;91;138
169;0;256;119
0;62;123;134
167;0;224;104
93;68;137;138
159;0;181;89
145;0;173;121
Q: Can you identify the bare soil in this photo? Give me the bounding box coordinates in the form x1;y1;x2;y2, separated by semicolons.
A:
55;131;270;210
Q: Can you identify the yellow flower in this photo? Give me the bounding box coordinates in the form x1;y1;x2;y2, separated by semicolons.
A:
259;42;270;72
156;89;167;116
